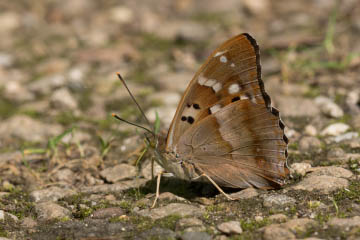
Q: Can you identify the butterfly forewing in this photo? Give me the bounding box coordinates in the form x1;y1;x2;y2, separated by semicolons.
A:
164;33;288;189
166;33;270;149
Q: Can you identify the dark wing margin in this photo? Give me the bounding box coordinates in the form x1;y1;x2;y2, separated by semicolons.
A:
242;33;271;110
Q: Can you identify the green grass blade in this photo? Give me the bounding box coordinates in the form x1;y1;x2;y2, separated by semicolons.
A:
154;111;160;134
48;126;75;151
323;5;338;54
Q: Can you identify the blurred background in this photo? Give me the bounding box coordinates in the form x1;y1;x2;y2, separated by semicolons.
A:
0;0;359;195
1;0;360;239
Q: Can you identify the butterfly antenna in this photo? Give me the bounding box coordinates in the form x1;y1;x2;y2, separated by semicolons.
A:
116;72;151;127
112;113;155;137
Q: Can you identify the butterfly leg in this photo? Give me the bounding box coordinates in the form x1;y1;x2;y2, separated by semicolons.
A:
151;172;162;208
196;173;235;201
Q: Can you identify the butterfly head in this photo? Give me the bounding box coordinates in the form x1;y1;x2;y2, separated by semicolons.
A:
145;130;167;162
143;130;191;180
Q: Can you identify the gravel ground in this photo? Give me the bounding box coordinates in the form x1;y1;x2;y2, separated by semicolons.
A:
0;0;360;239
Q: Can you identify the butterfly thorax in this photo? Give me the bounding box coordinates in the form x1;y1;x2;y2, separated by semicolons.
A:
153;133;200;181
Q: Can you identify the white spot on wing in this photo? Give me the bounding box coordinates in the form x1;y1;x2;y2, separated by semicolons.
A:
241;94;248;99
209;104;221;114
231;63;235;67
198;75;206;85
228;83;240;94
204;79;216;87
212;82;222;92
220;56;227;63
214;50;227;57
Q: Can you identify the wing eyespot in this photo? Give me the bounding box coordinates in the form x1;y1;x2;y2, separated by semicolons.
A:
181;116;187;121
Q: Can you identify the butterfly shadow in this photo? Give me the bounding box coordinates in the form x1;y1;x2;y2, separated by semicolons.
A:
137;176;240;201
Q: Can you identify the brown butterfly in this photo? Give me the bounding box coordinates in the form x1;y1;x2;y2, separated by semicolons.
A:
114;33;289;207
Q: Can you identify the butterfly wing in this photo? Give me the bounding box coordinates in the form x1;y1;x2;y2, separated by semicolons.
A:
176;99;288;188
165;33;288;188
166;33;271;149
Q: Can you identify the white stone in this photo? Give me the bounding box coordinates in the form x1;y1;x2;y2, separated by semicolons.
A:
308;166;353;179
290;163;312;177
0;53;14;67
110;6;134;24
321;123;350;136
315;96;344;118
35;202;71;221
4;81;35;102
217;221;243;234
0;210;4;220
242;0;270;14
268;214;288;223
136;203;204;220
29;74;66;95
30;187;76;202
284;128;297;138
263;194;296;207
0;12;20;33
304;125;317;136
328;216;360;229
81;179;147;194
0;115;63;142
141;160;164;180
346;90;360;105
50;87;78;110
263;226;295;240
291;175;348;194
100;164;137;182
332;132;359;143
229;188;259;199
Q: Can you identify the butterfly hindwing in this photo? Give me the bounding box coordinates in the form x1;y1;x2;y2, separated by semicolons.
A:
176;99;288;188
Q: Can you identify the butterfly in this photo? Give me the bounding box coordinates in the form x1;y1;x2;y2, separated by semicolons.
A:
114;33;289;207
